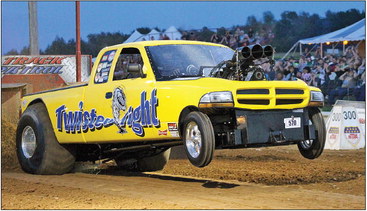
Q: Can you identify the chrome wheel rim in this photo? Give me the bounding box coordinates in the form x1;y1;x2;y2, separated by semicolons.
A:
21;126;36;158
300;139;313;149
185;121;202;158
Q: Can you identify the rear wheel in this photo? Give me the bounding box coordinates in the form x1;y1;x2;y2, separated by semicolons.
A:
16;103;75;174
183;111;215;167
298;108;326;159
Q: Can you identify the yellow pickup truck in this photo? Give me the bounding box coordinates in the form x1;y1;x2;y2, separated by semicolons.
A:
16;40;326;174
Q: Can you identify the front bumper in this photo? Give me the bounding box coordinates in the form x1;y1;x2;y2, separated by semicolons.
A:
227;108;315;147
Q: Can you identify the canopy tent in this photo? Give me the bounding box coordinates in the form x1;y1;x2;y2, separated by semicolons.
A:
123;30;144;43
145;29;161;41
163;26;182;40
283;18;365;59
299;18;365;44
124;26;182;43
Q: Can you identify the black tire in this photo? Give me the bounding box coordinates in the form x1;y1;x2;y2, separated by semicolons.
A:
297;107;326;159
114;148;171;172
16;103;75;174
182;111;215;167
137;148;171;171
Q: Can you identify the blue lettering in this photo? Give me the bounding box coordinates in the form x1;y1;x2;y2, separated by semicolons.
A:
95;116;105;129
141;91;151;126
127;107;134;127
119;111;129;127
88;109;97;129
103;118;114;127
63;111;75;133
56;105;66;131
75;111;82;132
55;89;160;136
151;89;159;126
20;66;32;74
1;66;7;73
82;111;90;132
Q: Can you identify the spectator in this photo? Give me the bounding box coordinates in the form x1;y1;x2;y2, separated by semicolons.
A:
210;33;220;43
284;66;297;81
248;28;254;39
189;32;197;40
220;31;230;46
181;31;189;40
353;71;366;101
229;35;238;49
275;71;285;80
301;66;312;85
328;69;358;104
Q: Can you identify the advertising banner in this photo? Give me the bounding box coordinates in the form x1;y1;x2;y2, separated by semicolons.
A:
1;55;91;83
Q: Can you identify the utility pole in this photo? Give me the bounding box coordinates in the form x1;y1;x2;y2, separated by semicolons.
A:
28;2;39;55
76;1;81;82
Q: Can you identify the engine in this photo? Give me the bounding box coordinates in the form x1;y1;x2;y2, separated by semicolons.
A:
211;44;274;81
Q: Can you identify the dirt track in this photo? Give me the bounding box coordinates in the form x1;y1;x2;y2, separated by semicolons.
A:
1;120;365;209
2;146;365;209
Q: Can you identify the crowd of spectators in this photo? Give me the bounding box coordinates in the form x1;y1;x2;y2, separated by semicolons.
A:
260;46;365;104
146;27;365;104
180;27;274;49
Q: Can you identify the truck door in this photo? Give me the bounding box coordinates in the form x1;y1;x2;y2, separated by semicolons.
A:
82;47;158;143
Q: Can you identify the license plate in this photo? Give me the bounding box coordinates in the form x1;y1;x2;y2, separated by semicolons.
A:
284;117;301;129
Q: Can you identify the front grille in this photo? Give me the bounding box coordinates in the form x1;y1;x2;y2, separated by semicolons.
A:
276;99;303;105
238;99;270;105
236;87;307;107
237;89;269;95
276;89;304;94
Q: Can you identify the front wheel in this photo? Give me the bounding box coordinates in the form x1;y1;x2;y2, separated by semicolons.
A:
183;111;215;167
297;108;326;159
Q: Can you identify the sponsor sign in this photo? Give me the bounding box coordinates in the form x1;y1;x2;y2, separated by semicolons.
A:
325;106;342;149
1;55;91;83
158;130;168;136
326;105;365;149
94;50;116;83
168;122;180;137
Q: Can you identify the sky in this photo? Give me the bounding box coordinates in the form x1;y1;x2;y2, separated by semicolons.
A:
1;1;365;54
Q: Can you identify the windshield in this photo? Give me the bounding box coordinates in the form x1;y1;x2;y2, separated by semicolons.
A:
147;44;234;81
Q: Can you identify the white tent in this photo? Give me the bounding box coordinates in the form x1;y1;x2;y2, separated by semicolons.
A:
145;29;161;41
123;30;144;43
163;26;182;40
283;18;365;59
299;18;365;44
124;26;183;43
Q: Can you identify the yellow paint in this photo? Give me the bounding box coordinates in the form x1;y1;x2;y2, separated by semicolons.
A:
20;40;322;144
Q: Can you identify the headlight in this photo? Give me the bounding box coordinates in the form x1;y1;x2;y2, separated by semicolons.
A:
310;91;324;102
199;91;234;108
309;91;324;107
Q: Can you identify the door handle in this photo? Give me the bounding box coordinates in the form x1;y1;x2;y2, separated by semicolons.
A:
105;92;112;99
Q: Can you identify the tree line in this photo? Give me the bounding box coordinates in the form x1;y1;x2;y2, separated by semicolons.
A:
6;9;365;56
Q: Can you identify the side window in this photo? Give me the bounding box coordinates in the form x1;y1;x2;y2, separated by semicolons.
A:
94;50;117;84
113;48;144;80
